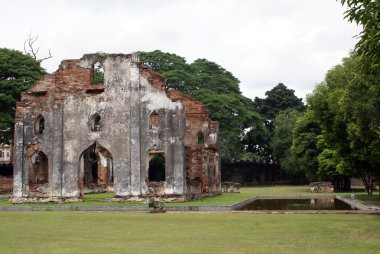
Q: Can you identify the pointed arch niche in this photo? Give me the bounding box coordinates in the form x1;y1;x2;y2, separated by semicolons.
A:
90;113;101;131
35;115;45;135
149;111;160;130
28;151;48;193
78;142;113;197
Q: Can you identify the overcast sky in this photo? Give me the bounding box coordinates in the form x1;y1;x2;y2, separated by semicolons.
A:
0;0;360;101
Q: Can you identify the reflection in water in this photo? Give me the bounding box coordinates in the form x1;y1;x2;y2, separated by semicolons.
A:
309;198;336;209
239;198;356;210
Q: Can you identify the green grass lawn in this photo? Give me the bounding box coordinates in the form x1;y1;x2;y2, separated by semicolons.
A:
0;185;378;207
0;212;379;254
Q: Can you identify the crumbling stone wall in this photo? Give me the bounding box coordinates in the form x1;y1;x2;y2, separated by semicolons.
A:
12;53;220;202
168;91;220;196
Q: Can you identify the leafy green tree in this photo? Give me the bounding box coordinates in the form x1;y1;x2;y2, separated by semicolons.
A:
339;55;380;194
139;50;188;73
138;50;194;93
339;1;380;195
289;109;321;181
0;48;45;143
317;149;338;180
139;50;263;161
241;120;271;163
271;109;303;167
306;75;356;190
304;54;379;194
251;83;306;163
340;0;380;68
254;83;306;122
289;107;349;190
190;59;241;95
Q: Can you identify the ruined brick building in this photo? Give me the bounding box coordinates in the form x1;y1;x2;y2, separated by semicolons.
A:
12;53;221;202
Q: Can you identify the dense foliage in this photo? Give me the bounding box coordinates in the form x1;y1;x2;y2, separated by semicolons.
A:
290;110;321;180
251;83;306;163
340;0;380;69
254;83;306;122
139;50;265;161
0;48;45;143
284;2;380;194
288;54;380;193
140;51;306;163
271;109;303;169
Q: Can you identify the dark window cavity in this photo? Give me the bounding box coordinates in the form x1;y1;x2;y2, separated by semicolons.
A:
91;113;101;131
35;116;45;135
197;132;205;144
148;153;165;181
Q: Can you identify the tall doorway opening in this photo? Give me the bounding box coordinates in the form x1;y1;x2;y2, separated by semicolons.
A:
79;142;113;197
28;151;49;195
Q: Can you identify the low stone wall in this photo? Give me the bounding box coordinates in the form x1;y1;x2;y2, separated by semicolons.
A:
222;161;307;185
310;182;334;193
0;176;13;194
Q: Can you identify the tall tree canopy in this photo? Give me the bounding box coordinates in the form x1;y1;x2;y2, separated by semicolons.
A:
289;0;380;192
140;51;308;166
139;50;263;161
246;83;306;163
0;48;45;143
290;53;380;193
340;0;380;68
254;83;306;122
290;109;321;181
271;109;303;168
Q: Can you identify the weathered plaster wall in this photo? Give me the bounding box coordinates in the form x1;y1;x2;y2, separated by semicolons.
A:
168;91;221;195
12;53;220;202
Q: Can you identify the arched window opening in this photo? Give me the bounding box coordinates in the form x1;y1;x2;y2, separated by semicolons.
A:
91;113;101;131
148;153;165;181
149;111;160;129
35;116;45;135
93;62;104;84
197;132;205;144
79;142;113;196
29;151;48;187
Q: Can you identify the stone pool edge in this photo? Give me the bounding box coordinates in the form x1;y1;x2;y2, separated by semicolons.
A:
230;195;380;214
0;195;379;214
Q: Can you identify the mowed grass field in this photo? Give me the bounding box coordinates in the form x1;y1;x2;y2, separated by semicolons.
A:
0;186;379;253
0;212;379;254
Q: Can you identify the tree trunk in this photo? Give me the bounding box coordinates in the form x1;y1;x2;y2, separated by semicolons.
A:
370;176;374;195
344;176;351;191
362;174;373;195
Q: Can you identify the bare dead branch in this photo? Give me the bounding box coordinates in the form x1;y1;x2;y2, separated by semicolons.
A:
23;33;53;63
37;49;53;63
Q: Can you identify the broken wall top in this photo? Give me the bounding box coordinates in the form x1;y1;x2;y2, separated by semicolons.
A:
19;53;212;119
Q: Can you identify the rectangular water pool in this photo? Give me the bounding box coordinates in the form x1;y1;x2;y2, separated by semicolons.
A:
238;198;357;210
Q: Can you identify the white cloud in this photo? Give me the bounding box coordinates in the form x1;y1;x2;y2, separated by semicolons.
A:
0;0;360;101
